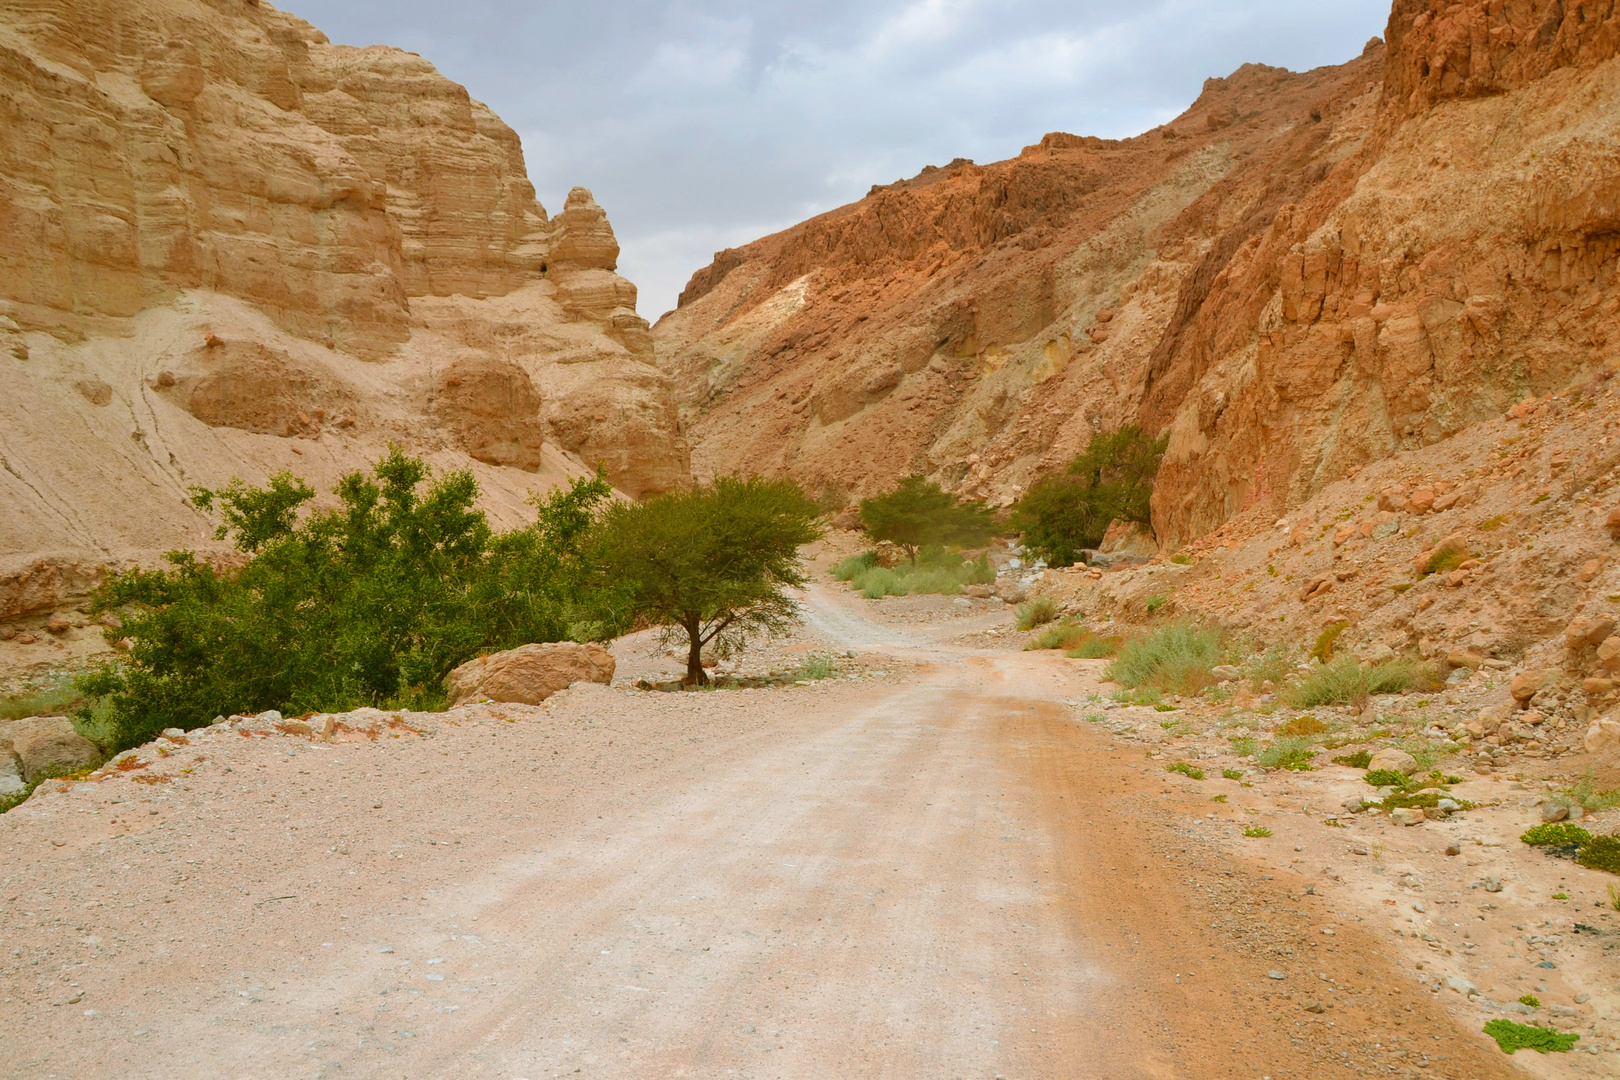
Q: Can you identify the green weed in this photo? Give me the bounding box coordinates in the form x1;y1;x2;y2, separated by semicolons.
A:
1365;768;1413;789
1283;655;1420;708
1104;623;1224;695
1242;825;1272;838
1016;597;1060;630
1221;768;1244;780
0;673;85;723
796;652;837;680
1333;750;1372;769
1310;621;1350;663
1166;762;1204;780
1065;637;1118;659
1518;995;1541;1008
1482;1019;1578;1054
1576;835;1620;874
1256;736;1316;771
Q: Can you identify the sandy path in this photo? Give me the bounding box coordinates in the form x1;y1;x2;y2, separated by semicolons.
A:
1;587;1526;1079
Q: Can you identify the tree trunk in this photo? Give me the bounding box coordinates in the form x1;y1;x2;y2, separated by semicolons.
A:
684;621;708;685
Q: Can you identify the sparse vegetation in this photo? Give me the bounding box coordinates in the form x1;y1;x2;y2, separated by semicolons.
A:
1482;1019;1579;1054
1104;623;1224;695
1576;834;1620;875
1309;621;1350;663
1365;768;1413;789
858;476;995;562
1423;547;1466;575
1256;736;1316;771
1242;825;1272;838
1277;715;1329;737
795;652;837;680
1333;750;1372;769
1166;762;1204;780
1520;823;1592;847
1221;768;1244;780
1009;426;1166;566
1026;620;1087;650
1518;995;1541;1008
832;547;995;598
1015;597;1060;630
0;673;86;723
1283;655;1421;708
1568;777;1620;811
594;474;824;685
1065;636;1118;659
77;451;615;752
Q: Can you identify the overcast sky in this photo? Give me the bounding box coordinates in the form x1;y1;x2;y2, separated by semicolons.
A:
286;1;1392;320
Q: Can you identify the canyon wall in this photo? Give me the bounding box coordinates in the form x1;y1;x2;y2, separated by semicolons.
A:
0;0;690;625
654;0;1620;550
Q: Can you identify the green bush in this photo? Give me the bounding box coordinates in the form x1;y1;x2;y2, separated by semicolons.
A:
1016;597;1060;630
1364;768;1413;789
1166;762;1205;780
1482;1019;1579;1054
836;551;994;599
1283;655;1419;708
1065;636;1118;659
1521;823;1593;847
1256;736;1316;771
1104;623;1223;695
1221;768;1244;780
1242;825;1272;838
1518;994;1541;1008
1027;621;1086;650
796;653;836;680
1569;777;1620;811
77;452;614;752
1576;834;1620;874
1333;750;1372;769
1310;621;1350;663
859;477;995;562
1009;426;1167;566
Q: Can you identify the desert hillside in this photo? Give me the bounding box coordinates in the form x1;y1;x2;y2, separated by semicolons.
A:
655;0;1620;551
0;0;690;639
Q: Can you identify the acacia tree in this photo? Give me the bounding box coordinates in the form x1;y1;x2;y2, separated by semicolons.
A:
1010;425;1167;566
592;476;824;685
858;475;995;561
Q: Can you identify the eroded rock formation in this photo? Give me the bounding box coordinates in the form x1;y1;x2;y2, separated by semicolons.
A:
654;0;1620;552
0;0;690;634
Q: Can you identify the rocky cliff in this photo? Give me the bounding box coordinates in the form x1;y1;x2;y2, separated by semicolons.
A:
654;0;1620;552
0;0;690;637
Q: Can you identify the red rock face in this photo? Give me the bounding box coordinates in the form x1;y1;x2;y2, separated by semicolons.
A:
655;0;1620;550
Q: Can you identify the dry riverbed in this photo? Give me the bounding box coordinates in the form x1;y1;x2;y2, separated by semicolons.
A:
0;582;1614;1079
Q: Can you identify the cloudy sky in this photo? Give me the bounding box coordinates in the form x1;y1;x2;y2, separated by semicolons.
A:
287;1;1392;320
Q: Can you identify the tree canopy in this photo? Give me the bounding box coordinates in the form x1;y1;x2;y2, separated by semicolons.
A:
857;475;996;561
1010;425;1167;566
591;475;824;685
80;450;612;750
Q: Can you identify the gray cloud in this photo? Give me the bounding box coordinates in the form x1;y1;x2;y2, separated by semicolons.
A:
287;1;1391;318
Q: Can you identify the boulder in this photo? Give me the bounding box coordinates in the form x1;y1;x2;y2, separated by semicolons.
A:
445;642;616;707
1367;747;1419;776
1565;616;1616;652
1586;717;1620;755
0;716;101;783
1540;800;1570;823
1510;670;1547;703
1445;649;1484;670
1391;807;1425;826
0;750;26;797
1210;664;1242;682
1359;642;1396;664
1598;636;1620;672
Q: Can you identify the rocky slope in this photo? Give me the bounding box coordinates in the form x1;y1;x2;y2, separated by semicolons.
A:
654;0;1620;554
0;0;690;642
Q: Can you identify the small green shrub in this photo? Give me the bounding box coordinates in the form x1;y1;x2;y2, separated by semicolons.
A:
1310;621;1350;663
1424;548;1466;576
1114;686;1163;708
1482;1019;1579;1054
1016;597;1060;630
1569;777;1620;811
1256;736;1316;771
1104;623;1224;695
0;673;86;723
1244;643;1292;687
1145;594;1168;614
858;567;906;599
796;652;836;680
1382;790;1472;812
1333;750;1372;769
1221;768;1244;780
831;551;879;581
1065;636;1118;659
1520;823;1593;847
1027;621;1087;651
1229;736;1258;758
1517;995;1541;1008
1169;553;1192;565
1576;834;1620;874
1242;825;1272;838
1278;714;1329;737
1166;762;1204;780
1365;768;1413;789
1284;655;1419;708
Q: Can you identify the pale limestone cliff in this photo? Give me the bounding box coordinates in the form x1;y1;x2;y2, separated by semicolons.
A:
0;0;690;638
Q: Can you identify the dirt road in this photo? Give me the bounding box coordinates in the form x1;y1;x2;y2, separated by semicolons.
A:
1;584;1524;1079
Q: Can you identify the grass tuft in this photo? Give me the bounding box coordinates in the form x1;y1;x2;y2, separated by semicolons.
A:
1104;623;1224;695
1016;597;1060;630
1256;736;1316;771
1309;621;1350;663
1283;655;1420;708
1166;762;1205;780
834;550;995;599
795;652;837;680
1333;750;1372;769
1242;825;1272;838
1278;715;1329;737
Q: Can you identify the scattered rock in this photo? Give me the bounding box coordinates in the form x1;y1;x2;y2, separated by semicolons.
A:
1210;665;1241;682
1564;616;1615;652
44;613;71;635
1444;843;1461;856
1540;801;1570;823
1390;807;1426;826
1367;748;1419;776
1445;649;1484;670
1510;670;1546;704
1266;970;1286;980
445;642;617;707
1444;975;1479;996
1584;717;1620;754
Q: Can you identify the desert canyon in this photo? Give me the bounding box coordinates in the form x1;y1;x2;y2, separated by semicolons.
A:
4;0;1620;1078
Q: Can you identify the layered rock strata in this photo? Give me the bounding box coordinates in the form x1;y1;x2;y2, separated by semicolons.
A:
0;0;690;640
655;0;1620;554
